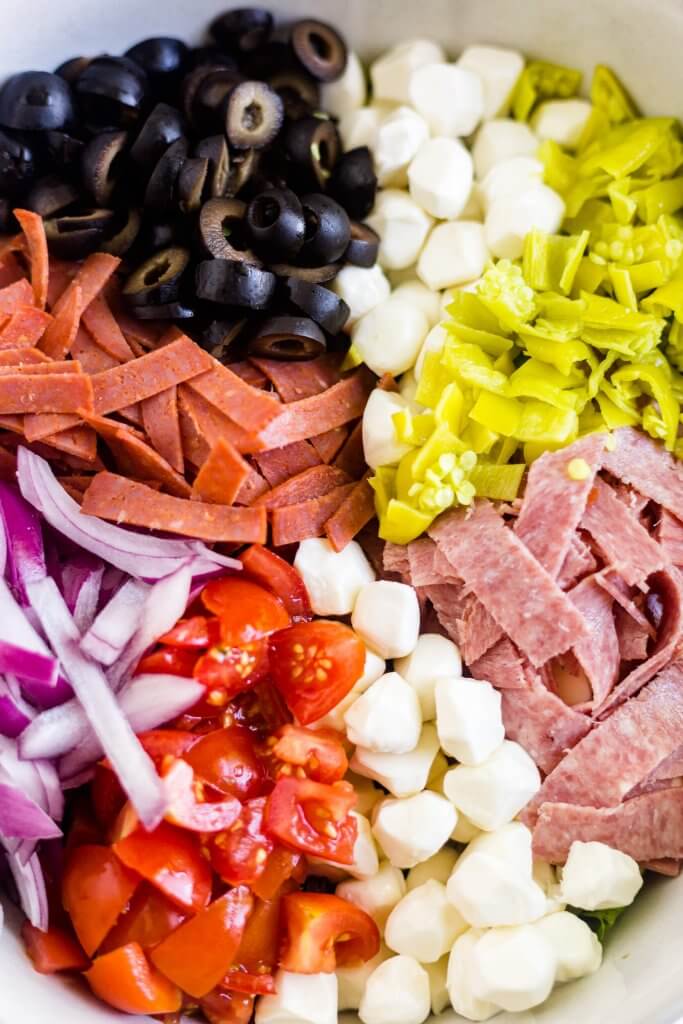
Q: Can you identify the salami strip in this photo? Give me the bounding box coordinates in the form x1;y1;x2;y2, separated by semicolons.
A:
557;534;598;591
14;209;48;309
44;426;97;463
594;570;655;636
470;638;533;690
38;282;81;358
0;278;34;313
499;674;591;774
257;369;373;449
255;464;350;510
0;372;92;414
250;354;341;402
141;386;183;475
226;361;268;388
383;542;412;579
568;575;620;707
82;413;192;498
334;421;365;479
459;594;504;665
0;348;50;365
271;483;355;547
405;538;440;587
93;336;213;414
177;384;264;462
616;606;650;662
657;510;683;565
602;427;683;515
71;325;119;373
253;440;321;486
0;305;52;348
311;425;348;463
82;472;267;543
532;788;683;863
235;467;270;506
421;582;469;640
186;357;280;433
192;439;250;505
581;478;666;587
325;477;375;551
81;294;135;362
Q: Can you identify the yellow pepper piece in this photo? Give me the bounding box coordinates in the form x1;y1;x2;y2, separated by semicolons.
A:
368;467;396;519
516;401;578;444
512;60;582;122
469;463;525;501
378;500;434;545
590;65;639;125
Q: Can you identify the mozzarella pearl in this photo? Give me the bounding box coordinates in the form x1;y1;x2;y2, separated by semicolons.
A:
478;155;544;212
339;105;384;151
353;297;429;377
366;190;433;270
321;51;367;119
337;944;391;1011
457;45;525;120
374;107;431;187
333;263;391;327
394;633;462;720
442;740;541;830
392;280;442;327
409;63;484;137
559;841;644;911
471;924;557;1012
485;183;565;259
472;118;538;179
385;879;468;962
406;846;459;891
417;220;489;291
447;930;500;1022
435;676;504;765
372;791;457;869
294;538;375;616
414;323;448;381
351;724;440;798
399;369;421;405
306;647;385;731
337;861;407;928
359;955;431;1024
533;859;565;915
351;581;421;659
450;808;482;844
361;388;414;470
535;911;603;983
408;137;474;219
346;771;384;817
424;956;450;1015
255;970;337;1024
531;98;593;149
371;40;446;104
344;671;422;754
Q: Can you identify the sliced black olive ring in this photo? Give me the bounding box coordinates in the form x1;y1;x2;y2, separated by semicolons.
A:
248;315;326;360
246;187;305;260
300;192;351;267
178;157;209;213
329;145;378;221
144;138;188;213
270;260;341;284
345;221;380;268
82;130;128;205
133;300;195;319
282;116;340;191
130;103;185;169
192;68;244;134
100;207;141;256
196;258;276;309
268;68;319;120
226;80;283;149
200;317;248;359
199;197;261;264
285;276;350;334
194;135;231;198
124;37;189;84
123;245;191;305
209;8;274;53
75;56;147;129
26;176;80;218
291;19;348;83
0;71;75;132
44;208;117;259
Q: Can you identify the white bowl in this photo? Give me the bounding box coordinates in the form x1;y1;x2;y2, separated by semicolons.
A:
2;1;683;1021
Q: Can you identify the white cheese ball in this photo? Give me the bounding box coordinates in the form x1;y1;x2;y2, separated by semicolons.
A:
398;368;421;405
472;118;538;179
392;280;442;327
352;297;430;376
294;538;375;616
447;930;500;1022
457;45;525;119
408;63;484;137
374;106;431;187
321;51;366;119
306;647;385;731
351;580;421;659
414;323;448;381
531;98;593;149
435;676;504;764
385;879;468;962
344;671;422;754
337;861;407;928
406;846;459;891
366;190;433;270
359;955;431;1024
371;40;446;104
337;944;391;1012
417;220;489;291
471;924;557;1013
485;183;565;259
478;155;544;212
442;739;541;830
408;137;474;219
560;841;643;911
333;263;391;326
255;970;337;1024
424;956;450;1015
394;633;462;720
339;105;383;151
451;809;483;844
534;859;565;914
373;791;457;869
346;771;384;817
345;812;380;880
361;388;414;470
351;723;440;798
535;911;603;983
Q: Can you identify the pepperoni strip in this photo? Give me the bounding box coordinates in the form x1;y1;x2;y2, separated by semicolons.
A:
92;336;213;414
177;385;264;459
185;358;280;433
14;209;49;309
0;373;93;414
0;278;34;314
0;348;50;365
250;354;341;401
325;477;375;552
0;306;53;348
39;283;82;358
254;464;351;510
257;369;373;449
192;438;251;505
81;294;135;362
141;387;183;475
254;441;322;487
82;413;192;498
271;483;356;547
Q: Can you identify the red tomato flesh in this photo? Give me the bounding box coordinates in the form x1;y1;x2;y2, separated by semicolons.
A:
85;942;182;1014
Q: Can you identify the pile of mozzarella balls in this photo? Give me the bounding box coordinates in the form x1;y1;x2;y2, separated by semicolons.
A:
325;40;590;388
254;538;644;1024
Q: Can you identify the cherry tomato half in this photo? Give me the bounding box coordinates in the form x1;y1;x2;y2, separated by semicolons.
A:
264;778;357;865
239;545;313;622
138;647;199;677
193;639;269;706
209;798;274;887
85;942;182;1015
62;845;139;957
201;578;290;645
272;724;348;784
279;891;380;973
113;822;212;913
201;988;255;1024
184;724;269;802
21;922;89;974
99;884;188;955
159;615;222;649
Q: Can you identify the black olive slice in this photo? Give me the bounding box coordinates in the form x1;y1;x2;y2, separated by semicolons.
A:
270;261;340;284
75;56;147;130
225;147;260;197
328;145;378;221
81;130;128;205
291;19;348;83
44;131;84;172
54;57;91;85
248;315;326;360
187;47;238;71
101;207;141;256
45;209;116;259
138;220;185;252
0;72;75;132
246;187;305;261
282;116;340;191
178;157;209;213
26;175;79;218
123;245;190;306
285;277;350;334
196;259;276;309
133;301;194;320
345;221;380;268
0;130;35;194
193;68;244;134
200;317;247;360
195;135;231;198
210;8;274;52
226;81;283;149
144;138;188;213
268;68;320;120
130;103;185;169
300;193;351;266
199;197;260;264
124;37;189;89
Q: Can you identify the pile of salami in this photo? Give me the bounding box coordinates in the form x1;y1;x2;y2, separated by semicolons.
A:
0;214;374;550
384;427;683;872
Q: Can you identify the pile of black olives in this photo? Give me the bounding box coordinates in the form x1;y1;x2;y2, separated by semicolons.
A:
0;7;380;361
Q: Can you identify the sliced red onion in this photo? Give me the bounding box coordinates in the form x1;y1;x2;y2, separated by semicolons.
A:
18;448;241;579
26;577;167;831
33;760;63;823
73;564;104;634
0;782;62;840
3;842;48;930
0;695;31;739
81;580;150;666
0;643;58;689
18;675;73;711
0;737;47;809
59;672;204;780
19;698;91;761
0;481;45;604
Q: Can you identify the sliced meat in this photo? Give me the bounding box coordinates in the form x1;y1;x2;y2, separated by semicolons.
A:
253;440;321;487
0;372;92;414
421;581;468;642
141;386;183;475
614;481;650;519
602;427;683;515
470;638;533;690
657;509;683;565
41;253;119;358
430;504;590;667
0;278;34;313
14;209;48;309
235;467;269;506
406;538;440;587
499;674;591;774
642;858;681;877
557;534;598;591
226;361;267;388
514;434;604;578
177;384;264;462
383;541;412;579
38;283;81;358
254;464;350;510
595;570;655;636
81;294;135;362
0;347;50;365
271;484;355;547
311;425;348;463
457;594;504;665
334;421;365;479
257;369;373;450
0;305;52;347
325;477;375;552
71;325;119;373
523;662;683;823
568;575;620;707
532;788;683;863
93;336;213;414
44;425;97;463
82;472;267;543
192;439;250;505
250;354;341;402
616;606;650;663
186;357;280;433
581;477;667;587
82;413;191;498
